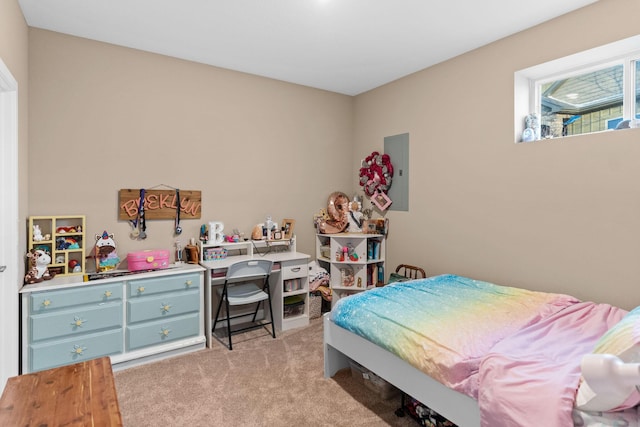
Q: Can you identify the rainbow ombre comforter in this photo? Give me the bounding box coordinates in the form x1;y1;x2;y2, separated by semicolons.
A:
330;274;629;426
330;274;579;397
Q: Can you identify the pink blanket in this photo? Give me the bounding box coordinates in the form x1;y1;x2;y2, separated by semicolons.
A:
478;302;625;427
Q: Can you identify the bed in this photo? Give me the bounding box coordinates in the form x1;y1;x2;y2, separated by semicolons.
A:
323;274;640;427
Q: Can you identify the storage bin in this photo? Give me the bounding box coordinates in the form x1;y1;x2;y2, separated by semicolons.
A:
204;247;227;261
127;249;170;271
309;293;322;319
363;370;399;400
283;295;304;318
349;359;367;385
349;359;399;400
283;278;302;292
320;245;331;259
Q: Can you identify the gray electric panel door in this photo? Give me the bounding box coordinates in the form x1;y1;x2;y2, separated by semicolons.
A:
384;133;409;211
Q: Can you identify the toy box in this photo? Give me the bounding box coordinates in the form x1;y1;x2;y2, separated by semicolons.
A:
127;249;170;271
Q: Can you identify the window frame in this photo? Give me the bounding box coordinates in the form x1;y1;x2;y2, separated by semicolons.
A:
514;34;640;143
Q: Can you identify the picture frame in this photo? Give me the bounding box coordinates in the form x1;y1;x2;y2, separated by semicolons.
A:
282;219;296;239
371;190;392;211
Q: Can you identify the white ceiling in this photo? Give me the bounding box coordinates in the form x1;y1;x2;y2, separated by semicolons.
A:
18;0;597;96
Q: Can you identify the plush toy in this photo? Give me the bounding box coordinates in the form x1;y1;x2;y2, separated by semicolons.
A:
32;225;44;242
56;236;80;250
56;226;81;233
24;249;55;284
95;231;120;272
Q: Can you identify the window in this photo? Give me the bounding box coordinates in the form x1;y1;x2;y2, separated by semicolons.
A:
514;35;640;142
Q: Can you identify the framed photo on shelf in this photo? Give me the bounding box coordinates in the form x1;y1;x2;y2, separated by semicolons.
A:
282;219;296;239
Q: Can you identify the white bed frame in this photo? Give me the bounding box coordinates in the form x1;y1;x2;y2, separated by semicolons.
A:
323;313;481;427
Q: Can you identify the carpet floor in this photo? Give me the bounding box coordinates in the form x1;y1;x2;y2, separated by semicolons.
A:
113;317;417;426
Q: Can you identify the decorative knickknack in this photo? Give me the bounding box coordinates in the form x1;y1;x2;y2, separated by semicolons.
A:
359;151;394;211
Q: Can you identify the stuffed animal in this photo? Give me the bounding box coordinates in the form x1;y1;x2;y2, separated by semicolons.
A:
24;249;55;284
56;236;79;250
95;231;120;272
32;225;44;242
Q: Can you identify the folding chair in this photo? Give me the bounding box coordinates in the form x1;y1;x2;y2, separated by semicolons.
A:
212;259;275;350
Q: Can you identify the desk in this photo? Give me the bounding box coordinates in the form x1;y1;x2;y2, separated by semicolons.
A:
0;357;122;426
200;241;310;347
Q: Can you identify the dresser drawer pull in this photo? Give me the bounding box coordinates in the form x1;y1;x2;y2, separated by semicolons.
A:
159;327;171;337
42;299;52;307
161;303;171;313
71;316;86;327
289;267;302;273
71;344;86;355
137;286;145;293
185;280;193;287
104;290;112;298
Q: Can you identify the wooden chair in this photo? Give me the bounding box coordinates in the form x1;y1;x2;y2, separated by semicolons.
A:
395;264;426;280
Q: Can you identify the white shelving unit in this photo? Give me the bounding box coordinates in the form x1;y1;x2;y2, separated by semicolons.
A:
315;232;386;307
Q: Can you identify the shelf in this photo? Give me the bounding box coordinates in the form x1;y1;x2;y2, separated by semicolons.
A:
315;232;386;307
283;288;308;297
28;215;86;278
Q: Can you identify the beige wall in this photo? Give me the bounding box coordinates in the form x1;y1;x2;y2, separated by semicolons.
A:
28;29;354;259
26;0;640;310
353;0;640;309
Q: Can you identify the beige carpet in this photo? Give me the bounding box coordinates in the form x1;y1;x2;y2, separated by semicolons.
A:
114;317;416;426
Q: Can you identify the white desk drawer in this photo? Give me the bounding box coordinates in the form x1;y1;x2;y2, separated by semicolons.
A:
281;260;307;280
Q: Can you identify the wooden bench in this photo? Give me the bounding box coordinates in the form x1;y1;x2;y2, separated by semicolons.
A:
0;357;122;426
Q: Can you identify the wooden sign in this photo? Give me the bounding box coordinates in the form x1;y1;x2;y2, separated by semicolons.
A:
118;189;202;220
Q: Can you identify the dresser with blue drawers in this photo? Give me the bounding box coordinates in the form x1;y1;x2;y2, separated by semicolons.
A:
20;264;205;374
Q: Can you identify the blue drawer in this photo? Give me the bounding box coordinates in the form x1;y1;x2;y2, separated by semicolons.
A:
127;289;199;324
126;312;199;351
30;282;123;313
128;273;199;298
29;329;123;373
30;301;123;342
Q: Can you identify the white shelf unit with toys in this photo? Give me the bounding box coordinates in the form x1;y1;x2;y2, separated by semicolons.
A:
315;232;385;307
28;215;86;277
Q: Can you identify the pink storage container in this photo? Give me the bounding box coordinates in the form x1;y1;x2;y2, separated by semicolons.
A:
127;249;170;271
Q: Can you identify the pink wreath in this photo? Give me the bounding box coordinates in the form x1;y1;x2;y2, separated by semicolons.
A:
359;151;394;197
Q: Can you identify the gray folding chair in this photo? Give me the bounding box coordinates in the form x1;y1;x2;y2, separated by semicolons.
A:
212;259;275;350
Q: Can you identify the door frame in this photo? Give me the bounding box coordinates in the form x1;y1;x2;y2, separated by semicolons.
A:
0;57;20;390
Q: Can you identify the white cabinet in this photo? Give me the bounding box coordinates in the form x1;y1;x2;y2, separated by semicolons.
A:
199;238;310;347
315;233;385;306
273;258;310;332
